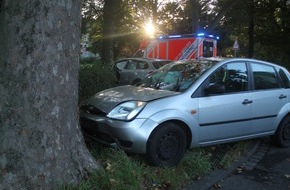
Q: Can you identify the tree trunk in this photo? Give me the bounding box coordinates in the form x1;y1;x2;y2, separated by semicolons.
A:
190;0;200;33
248;0;255;58
102;0;116;65
0;1;100;189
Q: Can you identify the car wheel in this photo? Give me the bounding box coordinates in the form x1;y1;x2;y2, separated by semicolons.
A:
272;116;290;147
146;122;186;167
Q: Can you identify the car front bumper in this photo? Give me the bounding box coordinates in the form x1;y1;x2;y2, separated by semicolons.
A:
80;111;157;154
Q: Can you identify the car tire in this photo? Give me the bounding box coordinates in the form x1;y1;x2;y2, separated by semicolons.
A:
146;122;186;167
272;116;290;147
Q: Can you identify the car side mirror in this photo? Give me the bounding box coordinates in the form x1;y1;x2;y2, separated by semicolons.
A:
205;84;225;95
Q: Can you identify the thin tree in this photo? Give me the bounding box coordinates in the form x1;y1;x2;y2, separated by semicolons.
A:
102;0;116;65
0;0;100;189
247;0;255;58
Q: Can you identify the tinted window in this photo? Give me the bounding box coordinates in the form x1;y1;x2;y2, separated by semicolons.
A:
115;61;127;70
278;69;290;88
251;63;279;90
125;60;137;69
209;62;248;93
138;61;149;69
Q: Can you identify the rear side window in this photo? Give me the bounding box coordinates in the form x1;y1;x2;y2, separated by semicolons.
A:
278;69;290;88
251;63;280;90
138;61;149;69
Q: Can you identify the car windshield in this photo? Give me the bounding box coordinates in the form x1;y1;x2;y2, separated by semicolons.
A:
137;59;218;92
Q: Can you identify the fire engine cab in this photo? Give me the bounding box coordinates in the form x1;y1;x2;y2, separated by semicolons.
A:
134;33;219;61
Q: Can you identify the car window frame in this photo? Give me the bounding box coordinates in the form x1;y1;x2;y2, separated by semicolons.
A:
248;61;282;91
193;61;250;98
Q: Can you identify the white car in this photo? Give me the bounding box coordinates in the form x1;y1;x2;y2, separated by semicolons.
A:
80;58;290;166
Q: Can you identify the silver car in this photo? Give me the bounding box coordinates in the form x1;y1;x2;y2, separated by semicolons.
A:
114;58;171;85
80;58;290;166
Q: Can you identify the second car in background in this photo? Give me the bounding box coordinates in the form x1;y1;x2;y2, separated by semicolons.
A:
114;58;171;85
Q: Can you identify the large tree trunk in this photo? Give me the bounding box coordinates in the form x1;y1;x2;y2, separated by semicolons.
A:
0;0;100;189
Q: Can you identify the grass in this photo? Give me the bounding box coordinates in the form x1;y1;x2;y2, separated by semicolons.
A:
65;140;250;190
218;141;250;169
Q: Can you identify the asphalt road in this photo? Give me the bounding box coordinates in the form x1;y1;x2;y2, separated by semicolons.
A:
185;138;290;190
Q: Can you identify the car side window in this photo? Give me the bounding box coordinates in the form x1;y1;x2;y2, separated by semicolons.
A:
277;68;290;88
251;63;280;90
138;61;149;69
125;60;137;70
115;61;127;70
209;62;248;93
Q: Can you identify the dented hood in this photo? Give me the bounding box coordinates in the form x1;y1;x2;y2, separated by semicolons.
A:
83;85;179;113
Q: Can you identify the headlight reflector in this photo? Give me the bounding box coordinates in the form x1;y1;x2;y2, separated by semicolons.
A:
107;101;146;120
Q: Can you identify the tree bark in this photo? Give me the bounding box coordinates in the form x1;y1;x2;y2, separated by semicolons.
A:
0;0;100;189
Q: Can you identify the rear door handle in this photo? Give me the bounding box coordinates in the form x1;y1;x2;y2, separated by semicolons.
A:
279;94;287;99
242;99;253;105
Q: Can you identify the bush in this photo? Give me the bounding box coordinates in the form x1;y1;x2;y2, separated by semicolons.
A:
79;60;117;103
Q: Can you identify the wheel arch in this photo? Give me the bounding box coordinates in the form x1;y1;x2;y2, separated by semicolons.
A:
148;120;192;149
276;103;290;130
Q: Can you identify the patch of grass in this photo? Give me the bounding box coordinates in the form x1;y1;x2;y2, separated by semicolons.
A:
218;140;250;169
65;140;250;190
65;145;213;190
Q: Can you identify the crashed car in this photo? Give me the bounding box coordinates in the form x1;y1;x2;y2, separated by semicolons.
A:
113;58;171;85
80;58;290;166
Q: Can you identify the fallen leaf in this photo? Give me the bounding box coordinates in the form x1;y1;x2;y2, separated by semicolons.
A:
110;178;116;184
237;167;243;174
105;163;113;171
284;174;290;179
213;183;221;189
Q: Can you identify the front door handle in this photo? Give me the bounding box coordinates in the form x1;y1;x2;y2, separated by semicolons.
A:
242;99;253;105
279;94;287;99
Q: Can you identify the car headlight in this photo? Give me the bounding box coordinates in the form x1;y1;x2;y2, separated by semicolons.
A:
107;101;146;121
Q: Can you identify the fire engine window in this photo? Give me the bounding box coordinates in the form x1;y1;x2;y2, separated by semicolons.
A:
203;40;214;57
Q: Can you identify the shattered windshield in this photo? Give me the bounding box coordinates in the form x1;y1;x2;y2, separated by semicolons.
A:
137;59;216;92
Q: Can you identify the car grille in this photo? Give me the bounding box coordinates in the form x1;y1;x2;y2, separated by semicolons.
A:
80;105;107;116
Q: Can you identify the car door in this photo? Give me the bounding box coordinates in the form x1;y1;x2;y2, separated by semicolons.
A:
118;59;138;85
197;61;253;144
250;62;289;134
115;60;128;84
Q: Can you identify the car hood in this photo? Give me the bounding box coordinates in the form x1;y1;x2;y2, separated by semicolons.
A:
83;85;179;113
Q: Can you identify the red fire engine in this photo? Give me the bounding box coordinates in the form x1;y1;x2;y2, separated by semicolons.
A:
134;33;219;60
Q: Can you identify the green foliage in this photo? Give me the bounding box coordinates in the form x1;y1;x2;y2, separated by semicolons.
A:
79;59;117;103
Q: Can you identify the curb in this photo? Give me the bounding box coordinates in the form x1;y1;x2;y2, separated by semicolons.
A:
183;139;262;190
